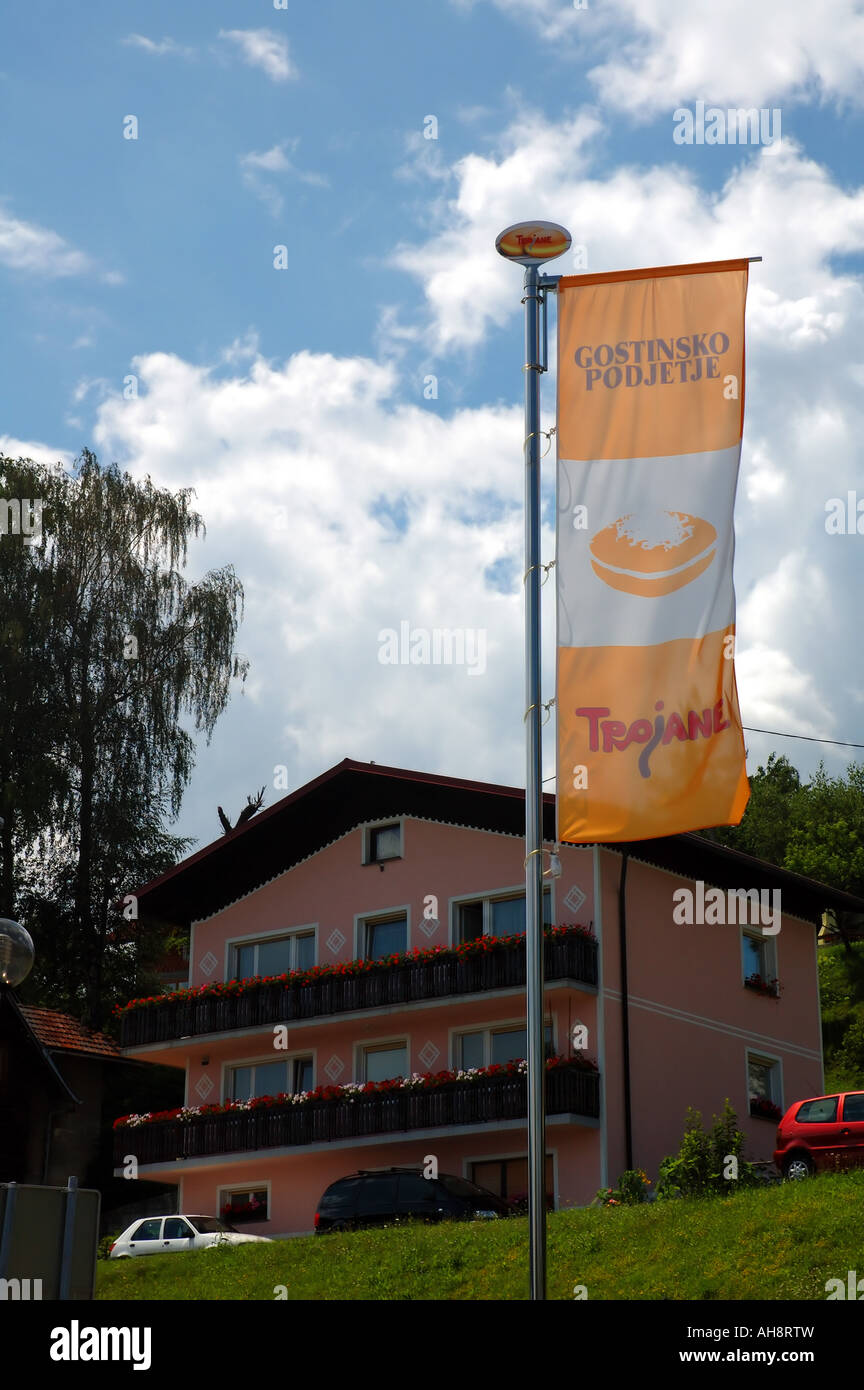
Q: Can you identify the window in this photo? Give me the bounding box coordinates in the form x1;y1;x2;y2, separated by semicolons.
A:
366;823;402;863
318;1178;361;1214
221;1189;269;1224
363;1042;408;1082
455;889;552;944
233;930;315;979
131;1219;163;1241
842;1093;864;1122
747;1053;780;1106
741;929;776;990
228;1056;313;1101
163;1218;194;1239
455;1024;553;1069
189;1217;226;1235
471;1156;554;1202
796;1097;839;1124
363;914;407;960
355;1174;398;1214
396;1174;438;1208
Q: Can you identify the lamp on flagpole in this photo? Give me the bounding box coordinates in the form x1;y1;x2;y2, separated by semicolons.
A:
495;220;571;1301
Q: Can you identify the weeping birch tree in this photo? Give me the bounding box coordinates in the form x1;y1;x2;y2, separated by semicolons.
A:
0;449;247;1027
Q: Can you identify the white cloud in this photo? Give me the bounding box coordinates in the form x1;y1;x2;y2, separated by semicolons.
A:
468;0;864;112
218;29;297;82
591;0;864;114
452;0;586;42
0;436;74;468
121;35;196;58
0;207;94;278
239;142;328;215
90;346;533;840
393;110;601;352
394;117;864;358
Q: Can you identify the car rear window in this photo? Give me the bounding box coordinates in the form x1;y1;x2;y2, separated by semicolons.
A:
795;1097;839;1123
319;1178;361;1211
842;1093;864;1122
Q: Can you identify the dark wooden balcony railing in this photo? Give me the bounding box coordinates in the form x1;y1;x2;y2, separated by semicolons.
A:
119;933;598;1047
113;1064;600;1166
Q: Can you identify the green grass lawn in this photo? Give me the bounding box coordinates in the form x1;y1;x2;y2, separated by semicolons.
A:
96;1169;864;1301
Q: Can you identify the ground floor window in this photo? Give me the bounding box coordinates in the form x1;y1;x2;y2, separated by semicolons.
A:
470;1154;554;1209
747;1052;782;1120
220;1187;269;1224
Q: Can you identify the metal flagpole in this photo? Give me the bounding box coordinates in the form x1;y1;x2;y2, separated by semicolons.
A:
495;221;571;1302
522;258;546;1301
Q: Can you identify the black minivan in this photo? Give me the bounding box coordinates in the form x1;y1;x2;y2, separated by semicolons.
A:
314;1167;511;1232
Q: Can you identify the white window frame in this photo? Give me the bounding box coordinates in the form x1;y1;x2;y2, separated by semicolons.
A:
740;926;778;989
361;817;405;865
217;1179;272;1224
354;904;411;959
225;924;318;981
450;1017;555;1070
356;1035;410;1084
745;1049;783;1110
222;1049;316;1103
449;883;554;945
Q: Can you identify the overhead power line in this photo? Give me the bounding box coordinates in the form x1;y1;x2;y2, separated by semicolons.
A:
540;725;864;782
742;726;864;750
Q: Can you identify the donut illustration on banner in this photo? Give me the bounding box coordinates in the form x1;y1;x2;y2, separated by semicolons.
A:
589;508;717;597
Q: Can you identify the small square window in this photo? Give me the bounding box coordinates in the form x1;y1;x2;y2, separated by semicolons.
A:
369;823;402;862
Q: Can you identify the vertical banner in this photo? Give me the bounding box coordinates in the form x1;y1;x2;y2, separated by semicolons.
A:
556;260;751;842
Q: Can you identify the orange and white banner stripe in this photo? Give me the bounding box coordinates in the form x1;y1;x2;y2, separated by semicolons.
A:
556;260;751;843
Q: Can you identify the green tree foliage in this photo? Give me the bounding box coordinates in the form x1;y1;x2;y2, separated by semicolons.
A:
819;942;864;1091
711;753;864;1082
710;753;801;864
0;450;247;1027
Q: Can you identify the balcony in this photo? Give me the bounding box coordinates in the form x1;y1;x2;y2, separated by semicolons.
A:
118;930;597;1048
113;1062;600;1166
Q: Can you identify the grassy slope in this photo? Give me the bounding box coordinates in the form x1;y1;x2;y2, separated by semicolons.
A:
97;1169;864;1301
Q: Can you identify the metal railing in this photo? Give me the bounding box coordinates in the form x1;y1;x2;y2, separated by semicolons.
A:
119;933;597;1047
113;1063;600;1165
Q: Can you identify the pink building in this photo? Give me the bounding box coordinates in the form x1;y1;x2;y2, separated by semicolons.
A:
113;759;860;1235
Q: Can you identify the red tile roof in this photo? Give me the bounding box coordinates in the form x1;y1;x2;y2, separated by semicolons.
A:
20;1007;123;1059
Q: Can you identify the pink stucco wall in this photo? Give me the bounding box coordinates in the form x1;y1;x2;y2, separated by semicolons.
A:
596;847;822;1180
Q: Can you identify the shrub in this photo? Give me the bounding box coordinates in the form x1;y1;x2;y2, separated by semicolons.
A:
98;1232;123;1260
656;1100;760;1199
597;1168;652;1206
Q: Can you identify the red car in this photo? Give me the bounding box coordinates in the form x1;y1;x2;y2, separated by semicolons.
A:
773;1090;864;1178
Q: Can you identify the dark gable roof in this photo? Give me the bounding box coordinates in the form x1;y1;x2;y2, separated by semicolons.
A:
131;757;864;928
0;993;79;1101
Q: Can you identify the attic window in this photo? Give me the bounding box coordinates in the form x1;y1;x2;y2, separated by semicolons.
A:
366;823;402;863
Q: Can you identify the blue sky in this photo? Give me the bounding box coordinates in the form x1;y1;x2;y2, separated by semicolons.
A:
2;0;864;851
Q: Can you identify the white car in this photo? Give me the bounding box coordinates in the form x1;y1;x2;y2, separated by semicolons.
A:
109;1214;272;1258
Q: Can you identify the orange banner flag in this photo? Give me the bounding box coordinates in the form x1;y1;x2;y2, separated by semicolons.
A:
556;260;751;842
